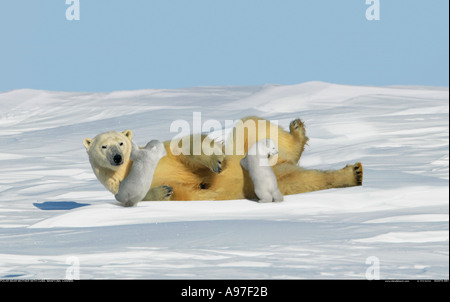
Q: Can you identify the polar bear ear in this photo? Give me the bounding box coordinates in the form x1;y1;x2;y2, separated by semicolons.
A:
83;138;93;150
122;130;133;140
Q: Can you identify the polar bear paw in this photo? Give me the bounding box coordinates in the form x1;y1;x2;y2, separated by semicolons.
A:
289;118;309;144
353;162;363;186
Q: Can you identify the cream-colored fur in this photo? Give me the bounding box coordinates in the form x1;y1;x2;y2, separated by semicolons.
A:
115;140;166;207
83;130;133;195
240;139;283;203
83;117;363;201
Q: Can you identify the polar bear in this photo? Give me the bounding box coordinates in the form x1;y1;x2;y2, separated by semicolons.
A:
115;140;166;207
83;130;173;203
240;139;284;203
83;117;363;202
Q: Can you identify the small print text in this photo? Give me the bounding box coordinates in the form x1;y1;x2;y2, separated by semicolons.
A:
181;286;268;299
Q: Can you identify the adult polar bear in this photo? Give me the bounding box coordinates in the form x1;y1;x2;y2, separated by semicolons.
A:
83;116;363;202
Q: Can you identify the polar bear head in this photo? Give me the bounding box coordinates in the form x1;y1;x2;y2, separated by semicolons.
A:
260;139;278;158
83;130;133;171
243;138;278;167
252;138;278;158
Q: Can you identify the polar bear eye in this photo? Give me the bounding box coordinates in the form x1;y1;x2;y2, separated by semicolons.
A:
101;145;107;149
119;142;124;146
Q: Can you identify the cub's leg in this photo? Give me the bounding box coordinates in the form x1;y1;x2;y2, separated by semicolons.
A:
275;162;363;195
180;154;225;173
172;134;225;173
142;185;173;201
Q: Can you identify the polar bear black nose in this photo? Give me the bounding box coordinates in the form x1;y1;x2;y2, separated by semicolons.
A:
113;154;123;164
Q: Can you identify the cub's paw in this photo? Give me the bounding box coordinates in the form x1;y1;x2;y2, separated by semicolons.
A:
273;190;284;202
205;154;225;173
161;185;174;199
215;159;223;173
145;185;173;201
158;186;173;200
122;200;138;207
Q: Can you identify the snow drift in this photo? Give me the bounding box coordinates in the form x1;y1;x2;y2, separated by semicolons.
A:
0;82;448;279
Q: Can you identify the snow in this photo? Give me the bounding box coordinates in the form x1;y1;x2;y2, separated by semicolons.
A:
0;81;448;279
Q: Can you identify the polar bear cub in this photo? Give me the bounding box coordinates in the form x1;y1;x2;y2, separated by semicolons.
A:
240;139;284;203
115;140;166;207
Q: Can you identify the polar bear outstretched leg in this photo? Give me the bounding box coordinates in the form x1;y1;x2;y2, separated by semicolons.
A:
274;162;363;195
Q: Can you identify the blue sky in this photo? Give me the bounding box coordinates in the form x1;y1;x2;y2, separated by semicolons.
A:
0;0;448;92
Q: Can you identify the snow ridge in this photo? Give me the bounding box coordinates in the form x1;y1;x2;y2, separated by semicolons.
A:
0;82;448;279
